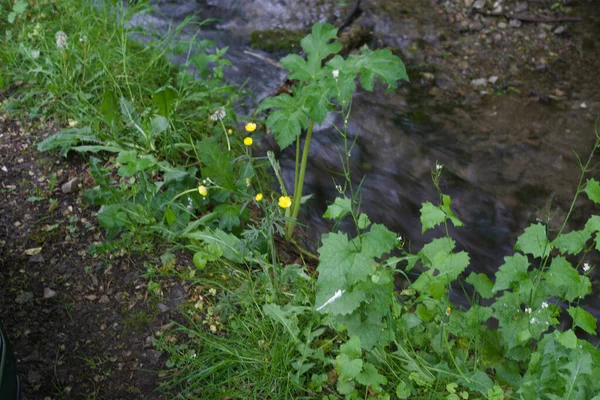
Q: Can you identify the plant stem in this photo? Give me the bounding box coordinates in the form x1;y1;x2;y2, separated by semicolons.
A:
285;119;315;239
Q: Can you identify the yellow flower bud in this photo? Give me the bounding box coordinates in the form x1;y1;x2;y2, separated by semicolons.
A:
198;185;208;197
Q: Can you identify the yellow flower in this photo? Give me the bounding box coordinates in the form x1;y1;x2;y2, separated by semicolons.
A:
255;193;263;201
245;122;257;132
445;307;452;316
243;137;253;146
228;129;232;134
198;185;208;197
278;196;292;209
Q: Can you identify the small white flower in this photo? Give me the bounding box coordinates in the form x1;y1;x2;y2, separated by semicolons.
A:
583;263;590;272
55;31;68;49
396;235;403;242
530;317;538;324
209;288;217;296
435;162;443;172
209;107;226;121
335;184;343;193
524;307;532;314
332;69;339;80
79;35;87;43
541;302;548;309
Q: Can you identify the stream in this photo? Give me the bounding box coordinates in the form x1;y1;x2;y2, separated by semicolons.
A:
134;0;600;316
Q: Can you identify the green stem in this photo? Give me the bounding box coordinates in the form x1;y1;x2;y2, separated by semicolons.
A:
285;119;315;239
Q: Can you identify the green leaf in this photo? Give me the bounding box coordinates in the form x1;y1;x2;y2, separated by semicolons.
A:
584;178;600;204
546;257;591;302
150;116;169;137
214;204;244;231
361;223;397;259
585;215;600;233
183;228;243;263
492;254;531;293
396;381;412;399
356;363;387;391
420;237;455;265
120;96;138;125
515;223;550;259
280;54;312;81
336;353;363;379
555;329;577;349
441;195;464;228
263;303;301;342
152;85;178;118
357;213;371;229
37;127;99;155
315;288;364;315
420;202;446;233
487;386;504;400
164;206;176;226
352;47;409;91
446;382;458;394
466;272;495;299
192;252;207;270
553;229;591;255
300;22;342;78
323;197;352;220
567;306;597;335
258;94;309;150
340;336;362;358
100;89;118;123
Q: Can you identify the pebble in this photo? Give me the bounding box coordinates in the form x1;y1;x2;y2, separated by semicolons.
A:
99;294;110;304
473;0;485;9
509;19;522;28
158;303;170;313
61;178;81;194
16;292;34;304
470;78;488;87
43;287;57;299
497;22;507;29
491;6;503;15
553;26;565;35
488;76;499;84
464;0;474;6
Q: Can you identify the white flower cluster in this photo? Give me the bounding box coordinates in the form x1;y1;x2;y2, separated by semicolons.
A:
583;263;590;272
210;107;226;121
55;31;68;49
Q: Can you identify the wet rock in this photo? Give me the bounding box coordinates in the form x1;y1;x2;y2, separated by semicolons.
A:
470;78;488;88
157;303;170;313
61;178;81;194
16;291;34;304
43;288;57;299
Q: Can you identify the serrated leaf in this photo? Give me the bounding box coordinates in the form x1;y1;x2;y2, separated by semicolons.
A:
352;47;409;91
567;306;597;335
258;94;310;150
340;335;362;358
301;22;342;78
420;237;455;265
515;223;550;259
336;353;363;379
183;228;243;263
420;202;446;233
37;127;98;154
303;82;334;123
280;54;312;81
357;213;371;229
546;257;591;302
263;303;301;342
323;197;352;220
585;215;600;233
584;178;600;204
356;362;387;391
361;223;397;259
214;204;243;231
315;288;364;315
441;194;464;228
492;254;531;293
466;272;494;299
553;229;591;255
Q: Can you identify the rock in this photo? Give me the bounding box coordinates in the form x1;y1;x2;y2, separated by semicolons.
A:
464;0;474;6
420;72;435;82
16;292;34;304
473;0;485;9
463;93;483;105
468;21;484;31
498;22;507;29
84;294;97;301
488;76;499;84
470;78;488;88
553;25;565;35
509;19;522;28
61;178;81;194
491;6;503;15
99;294;110;304
158;303;170;313
29;254;44;263
43;288;57;299
435;73;457;92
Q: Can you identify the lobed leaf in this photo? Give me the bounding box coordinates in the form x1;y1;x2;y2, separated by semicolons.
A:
584;178;600;204
515;223;551;259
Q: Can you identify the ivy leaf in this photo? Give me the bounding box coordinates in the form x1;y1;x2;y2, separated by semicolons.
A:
420;202;446;233
584;178;600;204
515;223;551;259
492;254;531;293
356;363;387;392
553;229;591;255
546;257;591;302
567;306;597;335
466;272;495;299
335;353;363;379
300;22;342;78
323;197;352;220
352;47;409;91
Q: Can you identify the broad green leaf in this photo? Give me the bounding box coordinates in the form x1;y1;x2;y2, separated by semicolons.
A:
164;206;176;226
280;54;312;81
420;202;446;233
183;228;243;263
492;254;531;293
150;116;169;137
214;204;245;231
357;213;371;229
552;229;591;255
100;89;118;123
431;250;470;283
37;127;99;155
361;223;397;259
420;237;455;265
352;47;409;91
585;215;600;233
441;194;464;228
335;353;363;379
340;336;362;358
546;256;591;302
567;306;597;335
356;363;387;392
120;96;137;125
152;85;178;117
466;272;494;299
515;223;550;259
303;82;334;123
323;197;352;220
396;381;412;399
584;178;600;204
192;252;207;270
300;22;342;78
116;150;137;164
258;94;310;150
315;287;364;316
555;329;577;349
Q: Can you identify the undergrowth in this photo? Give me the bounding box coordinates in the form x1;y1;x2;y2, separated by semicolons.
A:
2;1;599;399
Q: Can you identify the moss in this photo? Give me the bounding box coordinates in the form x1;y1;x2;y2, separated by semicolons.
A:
249;29;307;53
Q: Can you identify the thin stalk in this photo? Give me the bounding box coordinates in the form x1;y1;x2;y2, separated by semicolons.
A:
285;120;315;239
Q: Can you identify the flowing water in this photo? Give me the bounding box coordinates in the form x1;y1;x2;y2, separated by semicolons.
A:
135;0;600;314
